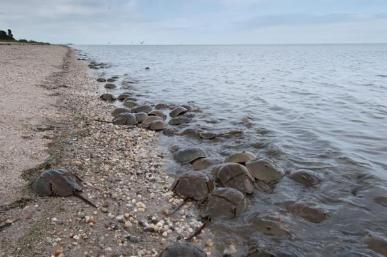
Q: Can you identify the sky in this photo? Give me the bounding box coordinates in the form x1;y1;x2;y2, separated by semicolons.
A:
1;0;387;44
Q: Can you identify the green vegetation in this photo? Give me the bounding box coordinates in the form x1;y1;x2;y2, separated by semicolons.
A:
0;29;14;41
0;29;49;44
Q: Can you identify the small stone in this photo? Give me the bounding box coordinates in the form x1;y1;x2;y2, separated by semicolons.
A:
124;221;132;228
116;215;125;222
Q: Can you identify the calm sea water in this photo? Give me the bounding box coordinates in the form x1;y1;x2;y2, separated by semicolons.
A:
76;44;387;257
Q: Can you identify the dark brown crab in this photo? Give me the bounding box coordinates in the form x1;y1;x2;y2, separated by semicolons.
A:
204;187;248;219
212;163;255;194
187;187;248;240
169;173;215;215
34;169;96;208
172;173;215;201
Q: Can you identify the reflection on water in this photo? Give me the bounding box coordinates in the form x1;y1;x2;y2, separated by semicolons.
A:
76;44;387;257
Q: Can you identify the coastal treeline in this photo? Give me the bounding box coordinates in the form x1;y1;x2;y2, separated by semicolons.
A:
0;29;14;41
0;28;49;44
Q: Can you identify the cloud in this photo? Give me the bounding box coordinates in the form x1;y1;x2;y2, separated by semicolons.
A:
237;12;387;29
1;0;387;44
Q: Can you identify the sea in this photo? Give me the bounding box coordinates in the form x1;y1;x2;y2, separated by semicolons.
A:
75;44;387;257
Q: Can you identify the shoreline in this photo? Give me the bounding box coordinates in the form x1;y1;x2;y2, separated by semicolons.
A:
0;45;213;256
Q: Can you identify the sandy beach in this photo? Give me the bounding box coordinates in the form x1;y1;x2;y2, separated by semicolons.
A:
0;45;212;257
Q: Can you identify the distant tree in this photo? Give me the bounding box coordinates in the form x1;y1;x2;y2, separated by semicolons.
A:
0;29;15;41
0;30;8;40
7;29;14;39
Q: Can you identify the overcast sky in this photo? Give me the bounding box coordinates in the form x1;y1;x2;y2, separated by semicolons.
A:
1;0;387;44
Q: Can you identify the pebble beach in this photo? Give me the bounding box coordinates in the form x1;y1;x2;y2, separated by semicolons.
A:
1;43;387;257
0;45;214;257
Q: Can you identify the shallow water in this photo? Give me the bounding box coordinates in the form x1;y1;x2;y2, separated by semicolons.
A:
76;44;387;256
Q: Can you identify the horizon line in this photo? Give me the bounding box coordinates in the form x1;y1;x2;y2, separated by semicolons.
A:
69;42;387;46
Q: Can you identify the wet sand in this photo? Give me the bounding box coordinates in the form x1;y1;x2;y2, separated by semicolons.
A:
0;44;68;204
0;45;213;256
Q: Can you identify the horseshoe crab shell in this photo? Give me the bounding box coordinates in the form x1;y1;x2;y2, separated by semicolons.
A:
134;112;148;123
192;158;214;171
213;163;255;194
149;120;166;131
173;148;206;164
170;106;188;118
246;159;284;184
204;187;247;219
282;202;329;223
171;173;215;201
289;169;321;187
131;105;152;114
158;243;207;257
141;116;163;128
149;110;167;120
112;113;138;126
123;100;138;108
112;108;130;117
225;151;255;164
251;216;290;237
168;116;191;126
34;169;83;197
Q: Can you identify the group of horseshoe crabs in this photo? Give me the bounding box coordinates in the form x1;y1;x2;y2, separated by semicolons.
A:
109;103;196;133
169;150;291;240
170;148;326;243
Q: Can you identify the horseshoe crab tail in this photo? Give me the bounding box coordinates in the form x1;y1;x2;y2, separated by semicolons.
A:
75;192;97;208
166;198;188;216
185;218;210;241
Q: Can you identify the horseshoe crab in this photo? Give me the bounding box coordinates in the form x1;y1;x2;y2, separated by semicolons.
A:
99;93;116;102
169;116;191;126
225;151;255;164
170;106;188;118
117;92;132;101
123;100;138;108
180;128;200;138
185;187;248;240
131;105;152;114
172;173;215;201
96;78;106;82
141;116;163;128
198;131;217;140
163;127;177;136
192;158;214;171
251;215;290;237
149;110;167;120
173;148;206;164
134;112;148;123
104;83;116;89
34;169;96;207
112;113;138;126
289;169;321;187
364;232;387;257
213;163;255;194
159;243;207;257
374;196;387;207
112;108;129;117
149;120;166;131
282;202;329;223
155;103;169;110
204;187;247;219
246;159;284;184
